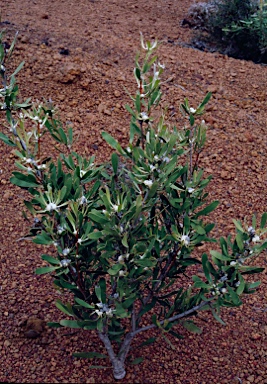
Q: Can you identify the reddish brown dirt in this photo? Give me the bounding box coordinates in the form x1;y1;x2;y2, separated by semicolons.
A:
1;1;267;383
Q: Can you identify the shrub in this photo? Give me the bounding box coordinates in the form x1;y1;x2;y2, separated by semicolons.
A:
1;31;267;380
186;0;267;63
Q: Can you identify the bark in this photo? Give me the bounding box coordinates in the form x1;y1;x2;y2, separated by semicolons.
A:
97;300;210;379
98;331;129;380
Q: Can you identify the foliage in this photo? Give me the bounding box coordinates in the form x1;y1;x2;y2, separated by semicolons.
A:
187;0;267;63
1;30;267;380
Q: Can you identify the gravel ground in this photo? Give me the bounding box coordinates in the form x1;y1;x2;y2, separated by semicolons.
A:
0;0;267;383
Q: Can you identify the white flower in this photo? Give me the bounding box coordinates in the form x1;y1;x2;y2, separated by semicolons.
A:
221;288;227;294
62;248;70;256
230;261;237;266
220;274;228;282
119;270;126;277
118;255;124;264
150;40;157;50
235;281;240;287
252;235;260;243
37;164;46;170
46;202;58;212
95;309;103;317
248;226;255;235
60;259;71;267
162;157;170;163
77;238;82;244
126;147;131;153
113;204;119;212
80;170;86;178
153;155;159;161
189;107;196;114
181;234;190;247
150;165;156;172
106;308;114;318
140;112;149;121
144;179;153;188
158;62;165;69
140;32;157;51
78;195;87;205
57;225;64;234
187;187;195;194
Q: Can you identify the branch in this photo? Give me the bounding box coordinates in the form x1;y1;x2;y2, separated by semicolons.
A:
132;300;210;337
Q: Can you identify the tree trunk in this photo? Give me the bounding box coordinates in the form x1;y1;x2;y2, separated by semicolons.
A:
112;359;126;380
98;331;127;380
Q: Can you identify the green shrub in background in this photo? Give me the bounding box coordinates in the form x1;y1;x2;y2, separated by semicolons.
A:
187;0;267;63
1;31;267;380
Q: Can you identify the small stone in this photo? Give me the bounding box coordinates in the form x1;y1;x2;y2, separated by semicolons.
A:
4;340;11;347
104;109;111;116
207;85;217;93
24;318;44;339
114;90;121;97
251;333;261;340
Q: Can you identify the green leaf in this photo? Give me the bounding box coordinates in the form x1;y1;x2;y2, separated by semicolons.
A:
202;253;212;283
111;153;119;174
211;309;225;325
102;132;123;153
47;322;62;328
236;274;245;295
59;320;82;328
135;93;141;113
125;104;136;116
195;201;219;217
88;210;109;224
182;321;202;334
95;285;102;302
55;300;74;316
10;172;40;188
130;357;144;365
246;281;261;291
107;263;123;276
233;219;244;233
235;232;244;251
138;337;157;348
227;285;241;306
41;254;61;265
260;213;267;229
87;231;103;240
24;200;36;215
0;132;16;147
122;233;128;248
210;250;231;261
198;92;212;109
35;266;57;274
73;352;107;359
189;113;195;126
33;232;53;245
75;298;95;309
11;61;24;77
